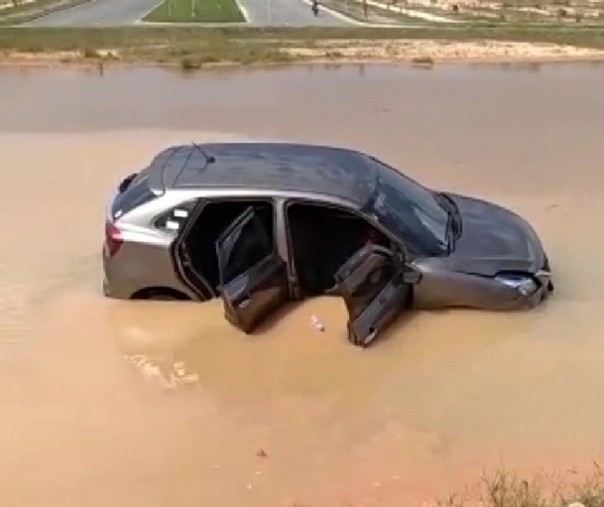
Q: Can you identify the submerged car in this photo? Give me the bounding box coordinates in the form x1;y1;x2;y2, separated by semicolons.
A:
103;142;553;347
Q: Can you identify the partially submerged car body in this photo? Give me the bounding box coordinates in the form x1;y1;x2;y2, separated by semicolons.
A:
103;142;553;347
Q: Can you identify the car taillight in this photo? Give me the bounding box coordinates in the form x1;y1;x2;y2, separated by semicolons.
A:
105;221;123;257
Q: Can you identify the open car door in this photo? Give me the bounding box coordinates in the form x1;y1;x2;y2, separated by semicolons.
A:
215;206;288;334
334;244;420;348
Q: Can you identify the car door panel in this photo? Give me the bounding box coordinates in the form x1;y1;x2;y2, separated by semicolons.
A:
217;207;288;334
220;253;288;333
335;244;414;347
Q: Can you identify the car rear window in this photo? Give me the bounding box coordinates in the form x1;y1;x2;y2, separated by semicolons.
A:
111;172;157;219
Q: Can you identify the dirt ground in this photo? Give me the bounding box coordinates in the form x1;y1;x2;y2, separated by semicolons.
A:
284;39;604;62
1;64;604;507
1;39;604;67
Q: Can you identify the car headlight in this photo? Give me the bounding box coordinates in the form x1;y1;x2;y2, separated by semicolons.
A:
495;273;538;296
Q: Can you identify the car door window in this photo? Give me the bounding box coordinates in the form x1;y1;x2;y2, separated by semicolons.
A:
338;246;401;319
216;207;288;334
176;200;274;298
217;207;273;287
335;244;416;347
285;201;391;298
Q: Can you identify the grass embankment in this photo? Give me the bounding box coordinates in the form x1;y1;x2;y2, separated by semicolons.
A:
0;0;91;26
143;0;245;23
0;25;603;67
439;468;604;507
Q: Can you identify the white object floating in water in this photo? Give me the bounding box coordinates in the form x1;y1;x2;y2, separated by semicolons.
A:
310;315;325;332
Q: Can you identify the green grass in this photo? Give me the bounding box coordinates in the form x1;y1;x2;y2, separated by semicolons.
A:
143;0;245;23
0;24;601;43
0;24;603;46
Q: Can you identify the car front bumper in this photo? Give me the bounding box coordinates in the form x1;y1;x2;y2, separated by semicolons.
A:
523;269;554;309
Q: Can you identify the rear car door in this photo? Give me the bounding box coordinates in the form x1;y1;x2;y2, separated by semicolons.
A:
216;206;288;334
334;244;419;347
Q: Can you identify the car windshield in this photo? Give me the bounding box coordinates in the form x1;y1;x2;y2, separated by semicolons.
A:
368;158;449;255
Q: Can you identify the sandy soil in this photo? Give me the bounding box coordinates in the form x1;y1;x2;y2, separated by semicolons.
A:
1;65;604;507
285;39;604;62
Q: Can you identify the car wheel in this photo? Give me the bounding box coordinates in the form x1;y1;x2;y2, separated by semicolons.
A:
147;293;180;301
131;287;193;301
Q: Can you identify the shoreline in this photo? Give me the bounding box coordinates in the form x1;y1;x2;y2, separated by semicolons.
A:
2;25;604;71
1;56;602;70
1;42;604;70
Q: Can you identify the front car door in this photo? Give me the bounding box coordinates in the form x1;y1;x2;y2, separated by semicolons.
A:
334;244;419;347
216;206;288;334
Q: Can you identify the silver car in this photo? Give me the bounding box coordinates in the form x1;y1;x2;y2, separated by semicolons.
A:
103;142;554;347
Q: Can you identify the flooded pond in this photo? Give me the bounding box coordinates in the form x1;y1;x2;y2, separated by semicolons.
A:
1;63;604;507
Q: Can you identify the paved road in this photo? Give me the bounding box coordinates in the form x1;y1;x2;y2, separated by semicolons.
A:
236;0;354;26
24;0;161;26
23;0;356;26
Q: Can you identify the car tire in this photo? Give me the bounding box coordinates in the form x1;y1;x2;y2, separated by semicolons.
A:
135;288;190;301
147;294;180;301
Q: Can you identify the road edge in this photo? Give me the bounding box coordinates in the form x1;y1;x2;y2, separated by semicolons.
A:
3;0;93;27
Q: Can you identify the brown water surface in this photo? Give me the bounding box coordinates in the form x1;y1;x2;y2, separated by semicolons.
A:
1;63;604;507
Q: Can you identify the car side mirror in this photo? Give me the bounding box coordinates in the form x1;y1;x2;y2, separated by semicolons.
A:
403;267;422;284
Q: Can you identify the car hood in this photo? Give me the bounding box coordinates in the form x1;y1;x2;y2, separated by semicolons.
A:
446;194;545;276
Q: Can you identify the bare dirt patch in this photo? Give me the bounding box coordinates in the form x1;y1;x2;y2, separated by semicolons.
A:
284;38;604;63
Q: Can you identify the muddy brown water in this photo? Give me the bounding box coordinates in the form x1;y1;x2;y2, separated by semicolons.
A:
1;63;604;507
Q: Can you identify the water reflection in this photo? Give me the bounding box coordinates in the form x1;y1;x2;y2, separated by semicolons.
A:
1;62;604;135
469;60;604;73
469;61;544;72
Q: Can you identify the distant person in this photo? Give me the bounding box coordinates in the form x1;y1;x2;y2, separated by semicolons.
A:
312;0;319;16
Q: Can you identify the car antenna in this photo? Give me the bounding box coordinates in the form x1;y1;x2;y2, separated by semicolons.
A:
191;142;216;167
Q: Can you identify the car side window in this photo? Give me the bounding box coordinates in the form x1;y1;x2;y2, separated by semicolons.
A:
285;201;393;296
218;208;273;285
179;199;275;293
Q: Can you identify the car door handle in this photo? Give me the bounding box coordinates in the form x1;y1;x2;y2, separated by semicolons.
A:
238;298;251;309
180;250;191;266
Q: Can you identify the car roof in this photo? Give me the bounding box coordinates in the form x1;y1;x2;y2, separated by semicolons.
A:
146;142;378;206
